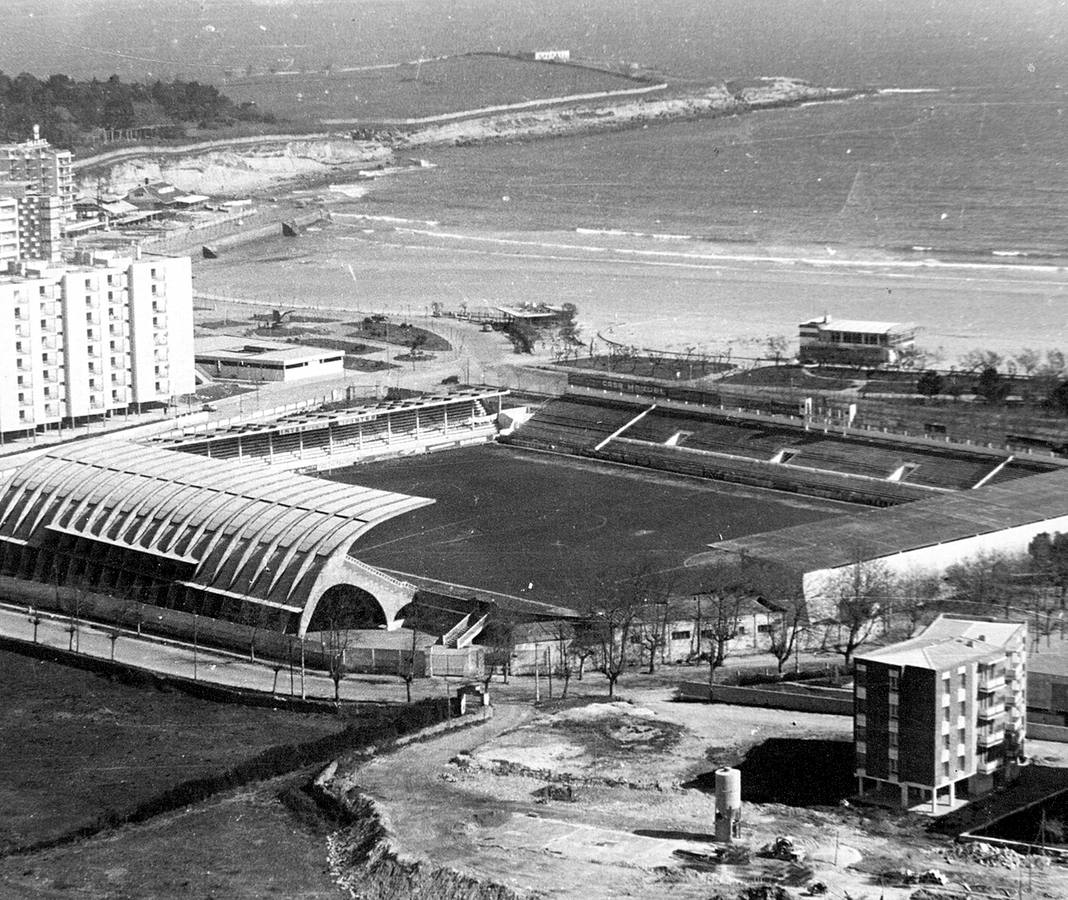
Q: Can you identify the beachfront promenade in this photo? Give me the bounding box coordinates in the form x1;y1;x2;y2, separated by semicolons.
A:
0;601;451;705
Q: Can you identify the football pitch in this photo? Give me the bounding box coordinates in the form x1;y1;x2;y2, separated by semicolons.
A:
327;445;849;606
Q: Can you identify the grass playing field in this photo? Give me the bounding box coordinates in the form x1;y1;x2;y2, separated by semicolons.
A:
327;444;849;606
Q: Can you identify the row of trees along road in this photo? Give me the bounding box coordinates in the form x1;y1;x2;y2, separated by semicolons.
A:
479;532;1068;694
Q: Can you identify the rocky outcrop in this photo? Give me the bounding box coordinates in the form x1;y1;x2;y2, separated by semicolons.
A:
74;78;864;200
78;138;389;197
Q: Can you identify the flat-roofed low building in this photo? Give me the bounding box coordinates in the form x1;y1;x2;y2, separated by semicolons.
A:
855;615;1027;813
195;336;344;383
799;315;916;366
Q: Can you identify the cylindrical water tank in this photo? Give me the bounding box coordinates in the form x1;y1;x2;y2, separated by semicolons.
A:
715;767;741;811
714;766;743;844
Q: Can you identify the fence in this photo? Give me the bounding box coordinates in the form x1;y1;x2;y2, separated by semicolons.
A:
0;575;477;679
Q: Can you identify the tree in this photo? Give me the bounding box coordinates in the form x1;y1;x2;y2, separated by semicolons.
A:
1046;378;1068;416
819;560;893;666
588;565;667;697
551;619;576;698
916;369;944;400
403;624;419;703
975;366;1010;403
408;331;427;358
959;349;1003;374
697;590;746;685
766;601;806;674
315;592;352;703
635;599;674;675
1014;348;1042;377
1028;532;1068;598
480;608;519;683
886;571;942;640
504;319;538;354
944;550;1024;614
766;335;789;365
568;620;598;681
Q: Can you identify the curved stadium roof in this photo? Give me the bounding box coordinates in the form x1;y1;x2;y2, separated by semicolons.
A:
0;441;433;627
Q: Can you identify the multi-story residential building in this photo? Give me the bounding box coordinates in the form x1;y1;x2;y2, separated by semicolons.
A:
0;128;75;225
854;615;1027;813
0;251;194;436
0;181;64;264
0;194;18;264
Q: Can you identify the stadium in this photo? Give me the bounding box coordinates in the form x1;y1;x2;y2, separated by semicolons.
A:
1;373;1066;676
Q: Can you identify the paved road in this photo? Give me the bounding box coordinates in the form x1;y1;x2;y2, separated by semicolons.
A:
0;603;452;705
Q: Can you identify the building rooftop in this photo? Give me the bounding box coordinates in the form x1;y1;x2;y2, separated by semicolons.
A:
800;316;915;335
858;634;1002;670
194;336;343;364
920;614;1025;650
710;467;1068;576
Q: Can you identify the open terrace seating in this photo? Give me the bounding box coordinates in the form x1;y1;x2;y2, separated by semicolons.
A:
504;398;638;452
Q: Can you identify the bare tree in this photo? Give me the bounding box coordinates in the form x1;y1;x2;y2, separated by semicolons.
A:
697;590;746;686
588;565;668;697
959;348;1003;374
480;607;520;684
569;621;598;681
820;559;894;666
885;570;942;640
766;334;789;365
635;598;676;675
550;619;576;698
944;550;1025;614
767;600;806;675
403;624;419;703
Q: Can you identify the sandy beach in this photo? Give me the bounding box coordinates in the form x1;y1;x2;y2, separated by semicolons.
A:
194;213;1068;366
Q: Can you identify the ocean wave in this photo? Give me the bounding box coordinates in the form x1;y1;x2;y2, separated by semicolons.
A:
406;228;1066;274
334;213;440;227
576;227;694;241
879;88;941;94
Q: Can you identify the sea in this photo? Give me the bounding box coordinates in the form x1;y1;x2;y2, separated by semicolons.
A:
4;0;1067;352
5;0;1065;261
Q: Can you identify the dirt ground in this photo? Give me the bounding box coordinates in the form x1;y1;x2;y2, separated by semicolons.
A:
341;685;1068;899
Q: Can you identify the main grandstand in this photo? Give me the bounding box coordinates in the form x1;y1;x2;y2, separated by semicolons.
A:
153;388;505;471
0;440;433;634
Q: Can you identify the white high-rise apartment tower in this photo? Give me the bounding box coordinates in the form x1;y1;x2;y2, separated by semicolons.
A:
0;251;194;435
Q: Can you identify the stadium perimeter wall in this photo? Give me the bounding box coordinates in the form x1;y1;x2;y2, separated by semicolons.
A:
678;680;854;715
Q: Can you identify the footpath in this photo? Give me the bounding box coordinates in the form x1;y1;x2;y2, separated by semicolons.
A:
0;601;456;705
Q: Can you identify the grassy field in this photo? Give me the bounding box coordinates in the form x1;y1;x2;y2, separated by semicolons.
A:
0;782;344;900
327;444;847;605
222;54;645;123
0;648;349;854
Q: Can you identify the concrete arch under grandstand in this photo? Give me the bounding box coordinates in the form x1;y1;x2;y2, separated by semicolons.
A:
0;440;433;634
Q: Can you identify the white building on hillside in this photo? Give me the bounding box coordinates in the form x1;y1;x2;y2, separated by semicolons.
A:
0;251;194;436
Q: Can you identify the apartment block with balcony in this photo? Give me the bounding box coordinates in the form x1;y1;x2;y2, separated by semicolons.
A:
0;128;75;224
0;252;194;436
854;615;1026;813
